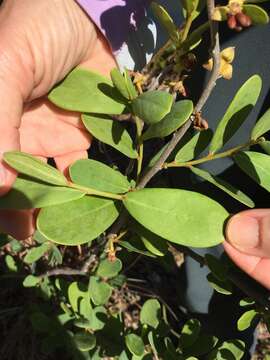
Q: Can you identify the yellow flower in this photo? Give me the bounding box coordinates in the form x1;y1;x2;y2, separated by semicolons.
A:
203;47;235;80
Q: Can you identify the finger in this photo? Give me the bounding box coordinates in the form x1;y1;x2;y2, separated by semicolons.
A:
54;150;88;176
20;108;91;157
226;209;270;258
79;32;117;76
224;241;270;289
0;209;35;240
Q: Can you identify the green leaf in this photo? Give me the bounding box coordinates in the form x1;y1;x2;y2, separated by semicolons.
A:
37;197;120;246
124;69;138;100
209;75;262;154
239;298;255;307
175;129;212;162
70;159;130;194
184;335;218;357
251;107;270;140
119;237;156;258
110;68;131;100
82;114;137;159
97;258;122;278
132;91;173;125
125;334;144;357
73;332;96;352
3;151;67;186
237;309;258;331
179;319;201;349
182;0;206;20
142;100;193;141
23;275;41;288
140;299;161;329
5;255;18;272
208;339;245;360
89;276;112;305
49;68;126;114
181;22;209;54
151;3;180;43
234;151;270;192
0;176;84;210
207;273;233;295
205;254;228;281
243;4;269;24
24;242;51;264
132;222;167;257
189;166;254;208
123;189;228;248
68;282;87;313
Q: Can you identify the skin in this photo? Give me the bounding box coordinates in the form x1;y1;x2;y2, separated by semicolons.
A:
0;0;269;289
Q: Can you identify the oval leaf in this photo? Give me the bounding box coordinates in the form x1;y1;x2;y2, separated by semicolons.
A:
23;275;41;288
70;159;130;194
243;4;269;24
175;129;212;162
37;197;120;245
142;100;193;141
251;107;270;140
110;68;130;100
132;222;167;257
151;3;180;43
49;68;126;114
3;151;67;186
132;91;173;125
234;151;270;192
207;273;233;295
140;299;161;329
237;309;258;331
97;258;122;278
74;332;96;352
0;176;84;210
24;242;51;264
189;166;254;208
123;189;228;248
179;319;201;349
209;75;262;153
82;114;138;159
125;334;144;357
208;340;245;360
124;69;138;100
89;276;112;305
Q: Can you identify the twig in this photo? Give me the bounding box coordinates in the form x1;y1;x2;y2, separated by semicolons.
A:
43;268;88;277
137;0;220;189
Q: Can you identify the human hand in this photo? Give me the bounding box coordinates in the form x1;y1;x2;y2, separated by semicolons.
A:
224;209;270;289
0;0;116;239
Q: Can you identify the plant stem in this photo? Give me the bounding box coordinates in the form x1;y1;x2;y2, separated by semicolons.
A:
68;182;124;201
137;0;220;189
165;138;264;168
181;14;193;43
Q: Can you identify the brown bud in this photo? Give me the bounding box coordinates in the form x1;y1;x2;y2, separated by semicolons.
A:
227;14;237;29
236;12;252;27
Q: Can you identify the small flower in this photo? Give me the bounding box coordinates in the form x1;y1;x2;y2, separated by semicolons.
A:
203;47;235;80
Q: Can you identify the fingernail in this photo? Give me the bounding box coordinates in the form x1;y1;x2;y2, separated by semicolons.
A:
226;215;260;250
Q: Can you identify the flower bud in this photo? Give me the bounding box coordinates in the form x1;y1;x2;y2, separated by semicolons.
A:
236;12;252;27
227;14;237;29
221;47;235;63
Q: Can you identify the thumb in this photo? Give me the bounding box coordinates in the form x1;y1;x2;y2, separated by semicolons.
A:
226;209;270;258
0;81;23;195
